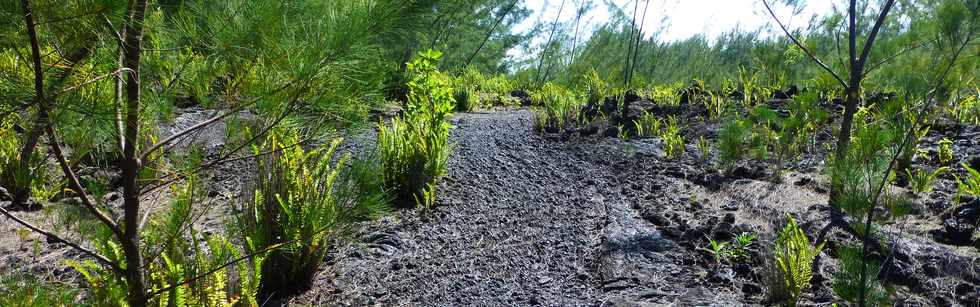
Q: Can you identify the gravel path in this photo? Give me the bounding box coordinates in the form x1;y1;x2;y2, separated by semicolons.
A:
300;110;612;305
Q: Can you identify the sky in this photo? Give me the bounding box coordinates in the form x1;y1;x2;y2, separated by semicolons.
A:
509;0;838;59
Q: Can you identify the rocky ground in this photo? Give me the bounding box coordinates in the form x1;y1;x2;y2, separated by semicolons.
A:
3;104;980;306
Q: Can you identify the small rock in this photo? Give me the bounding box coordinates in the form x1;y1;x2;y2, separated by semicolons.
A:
602;279;634;292
741;282;763;295
964;155;980;171
880;258;919;287
0;186;10;201
579;125;599;136
708;267;735;284
604;127;620;138
934;218;977;245
644;213;671;226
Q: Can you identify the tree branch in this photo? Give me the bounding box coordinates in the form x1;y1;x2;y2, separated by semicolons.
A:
0;207;120;272
45;126;125;240
48;68;133;98
862;40;929;78
763;0;848;88
856;0;897;66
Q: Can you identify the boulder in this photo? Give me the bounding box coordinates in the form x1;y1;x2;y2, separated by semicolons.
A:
509;90;532;106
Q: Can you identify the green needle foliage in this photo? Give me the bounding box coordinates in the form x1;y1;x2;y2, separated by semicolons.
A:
378;50;453;208
832;245;890;306
717;116;752;172
770;216;824;307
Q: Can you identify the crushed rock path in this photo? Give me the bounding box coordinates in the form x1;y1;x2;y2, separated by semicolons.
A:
296;110;682;306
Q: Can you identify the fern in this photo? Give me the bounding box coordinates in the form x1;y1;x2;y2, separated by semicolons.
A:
906;166;947;194
956;163;980;199
773;216;823;307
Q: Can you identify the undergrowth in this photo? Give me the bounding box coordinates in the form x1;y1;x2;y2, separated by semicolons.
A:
378;49;453;208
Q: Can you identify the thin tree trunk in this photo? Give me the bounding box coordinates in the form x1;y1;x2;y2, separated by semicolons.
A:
11;0;47;208
535;0;566;84
120;0;150;304
623;0;640;86
627;0;650;87
569;1;583;68
465;0;520;67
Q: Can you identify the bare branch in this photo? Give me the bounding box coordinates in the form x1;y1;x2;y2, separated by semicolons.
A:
48;68;133;98
138;108;235;163
857;0;897;66
763;0;848;88
862;40;929;78
45;126;125;239
0;207;120;272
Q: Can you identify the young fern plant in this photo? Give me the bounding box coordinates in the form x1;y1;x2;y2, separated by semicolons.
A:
906;166;947;194
661;115;684;159
956;163;980;200
768;216;823;307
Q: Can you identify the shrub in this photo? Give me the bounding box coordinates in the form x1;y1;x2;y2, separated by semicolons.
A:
454;83;473;112
530;82;581;132
697;135;711;161
632;111;661;138
378;49;453;207
706;91;729;119
767;216;823;307
0;273;79;306
717;116;752;171
582;68;607;105
64;177;263;306
238;132;363;297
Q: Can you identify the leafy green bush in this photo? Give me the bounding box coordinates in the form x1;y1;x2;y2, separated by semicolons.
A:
706;91;729;119
238;132;365;297
697;135;711;161
453;83;473;112
63;177;263;306
582;68;607;105
378;49;453;208
768;216;823;307
632;111;661;138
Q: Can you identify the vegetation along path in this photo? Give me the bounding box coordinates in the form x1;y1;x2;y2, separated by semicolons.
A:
291;110;690;305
